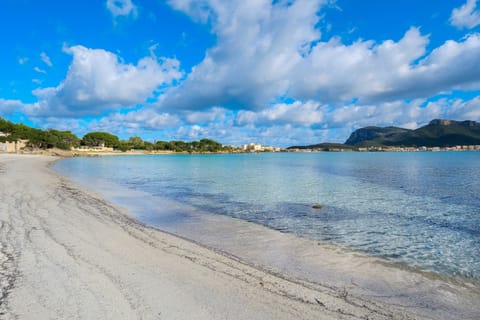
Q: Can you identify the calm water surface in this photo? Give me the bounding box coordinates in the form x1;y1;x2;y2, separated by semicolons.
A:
55;152;480;280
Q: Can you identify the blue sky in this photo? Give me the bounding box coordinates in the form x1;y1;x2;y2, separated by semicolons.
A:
1;0;479;147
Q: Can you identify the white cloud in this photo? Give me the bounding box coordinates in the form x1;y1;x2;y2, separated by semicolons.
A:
27;45;182;117
88;108;180;135
29;117;86;133
0;99;24;116
174;124;208;140
445;96;480;120
324;100;443;131
18;57;29;65
235;110;258;127
162;0;324;110
40;52;53;67
296;30;480;104
106;0;138;19
26;108;180;139
260;101;323;125
450;0;480;29
233;101;324;128
161;0;480;112
292;28;428;103
184;107;229;124
247;101;325;127
34;66;47;74
166;0;214;24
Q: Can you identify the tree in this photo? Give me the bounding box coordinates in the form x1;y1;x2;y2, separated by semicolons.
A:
151;138;226;152
128;136;144;149
81;132;120;148
199;138;223;152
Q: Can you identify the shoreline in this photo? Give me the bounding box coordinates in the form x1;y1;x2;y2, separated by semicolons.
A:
0;154;478;319
10;145;480;160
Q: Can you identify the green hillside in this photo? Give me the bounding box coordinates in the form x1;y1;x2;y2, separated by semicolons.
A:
0;117;229;152
345;119;480;147
344;126;410;145
287;142;355;151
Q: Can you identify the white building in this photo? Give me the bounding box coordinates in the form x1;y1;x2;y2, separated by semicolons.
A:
0;140;28;153
240;143;281;152
241;143;263;152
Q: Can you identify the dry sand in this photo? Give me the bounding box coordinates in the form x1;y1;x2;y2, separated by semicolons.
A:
0;154;468;319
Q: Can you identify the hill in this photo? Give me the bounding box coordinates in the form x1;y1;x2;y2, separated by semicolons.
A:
287;119;480;150
344;126;410;145
345;119;480;147
287;142;355;151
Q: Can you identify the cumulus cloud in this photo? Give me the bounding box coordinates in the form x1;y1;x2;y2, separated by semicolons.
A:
161;0;324;110
450;0;480;29
27;45;182;117
28;117;86;133
161;0;480;112
93;108;180;133
297;30;480;104
324;100;443;131
183;107;229;124
444;96;480;120
106;0;138;19
0;99;25;116
40;52;53;67
241;100;324;126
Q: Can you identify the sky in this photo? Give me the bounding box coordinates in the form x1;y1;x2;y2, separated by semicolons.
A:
1;0;480;147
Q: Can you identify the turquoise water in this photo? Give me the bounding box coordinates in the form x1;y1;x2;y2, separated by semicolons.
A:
55;152;480;280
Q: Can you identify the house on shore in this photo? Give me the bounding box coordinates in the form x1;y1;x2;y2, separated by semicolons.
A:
0;135;28;153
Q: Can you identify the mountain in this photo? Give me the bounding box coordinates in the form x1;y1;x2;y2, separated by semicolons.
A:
345;119;480;147
287;119;480;150
287;142;355;151
344;126;410;145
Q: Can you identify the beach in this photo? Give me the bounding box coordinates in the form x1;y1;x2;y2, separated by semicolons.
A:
0;154;473;320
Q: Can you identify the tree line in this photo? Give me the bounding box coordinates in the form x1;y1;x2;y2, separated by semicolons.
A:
0;117;230;153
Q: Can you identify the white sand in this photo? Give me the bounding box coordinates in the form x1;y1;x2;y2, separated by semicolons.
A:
0;154;467;319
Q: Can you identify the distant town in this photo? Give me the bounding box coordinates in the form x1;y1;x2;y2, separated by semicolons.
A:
286;145;480;153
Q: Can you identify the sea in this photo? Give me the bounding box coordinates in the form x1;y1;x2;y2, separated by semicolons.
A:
54;151;480;317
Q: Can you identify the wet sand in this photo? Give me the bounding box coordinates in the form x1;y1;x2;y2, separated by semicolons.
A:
0;154;474;319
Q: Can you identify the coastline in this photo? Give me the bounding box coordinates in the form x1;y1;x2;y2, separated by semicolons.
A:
14;145;480;160
0;154;476;320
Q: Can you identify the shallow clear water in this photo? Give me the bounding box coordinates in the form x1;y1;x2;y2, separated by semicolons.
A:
55;152;480;280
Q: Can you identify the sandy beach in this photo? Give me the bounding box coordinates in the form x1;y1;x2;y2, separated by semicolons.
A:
0;154;474;320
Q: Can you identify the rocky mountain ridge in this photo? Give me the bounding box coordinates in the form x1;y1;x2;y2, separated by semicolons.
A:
289;119;480;149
